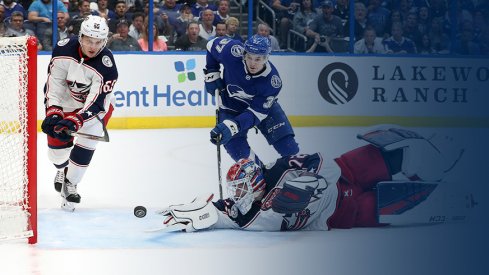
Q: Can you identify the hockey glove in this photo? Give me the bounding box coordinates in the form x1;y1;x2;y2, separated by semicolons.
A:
41;106;64;137
53;114;84;142
210;119;239;145
204;68;225;95
157;193;218;232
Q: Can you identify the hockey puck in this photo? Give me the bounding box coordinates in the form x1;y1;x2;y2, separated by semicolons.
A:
134;206;147;218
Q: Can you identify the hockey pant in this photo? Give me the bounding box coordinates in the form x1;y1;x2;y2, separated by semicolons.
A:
328;144;393;229
220;102;299;164
47;105;113;185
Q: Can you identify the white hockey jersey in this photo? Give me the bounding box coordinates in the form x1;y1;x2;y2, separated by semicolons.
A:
44;37;118;121
212;153;341;231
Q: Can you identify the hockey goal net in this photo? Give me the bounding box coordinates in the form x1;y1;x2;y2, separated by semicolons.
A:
0;36;37;244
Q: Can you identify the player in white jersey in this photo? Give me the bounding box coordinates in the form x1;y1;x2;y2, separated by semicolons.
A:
41;15;118;210
158;126;465;232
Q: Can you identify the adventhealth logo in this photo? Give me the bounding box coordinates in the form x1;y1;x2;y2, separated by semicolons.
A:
174;59;197;83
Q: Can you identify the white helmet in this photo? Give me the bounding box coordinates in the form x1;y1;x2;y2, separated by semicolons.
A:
79;15;109;40
78;15;109;56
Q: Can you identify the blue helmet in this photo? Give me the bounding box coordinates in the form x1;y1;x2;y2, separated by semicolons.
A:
244;34;272;56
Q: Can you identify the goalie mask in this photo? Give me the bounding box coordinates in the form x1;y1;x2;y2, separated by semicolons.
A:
226;159;266;215
78;15;109;57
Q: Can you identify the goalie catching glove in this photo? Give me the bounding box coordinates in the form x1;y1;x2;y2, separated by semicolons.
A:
157;193;218;232
53;114;84;142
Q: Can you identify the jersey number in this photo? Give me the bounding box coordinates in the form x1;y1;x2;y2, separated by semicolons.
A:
103;80;117;93
215;39;231;53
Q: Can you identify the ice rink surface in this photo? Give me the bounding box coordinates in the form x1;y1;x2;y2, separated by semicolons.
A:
1;127;488;275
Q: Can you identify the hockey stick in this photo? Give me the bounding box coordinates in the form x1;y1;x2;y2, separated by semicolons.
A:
145;223;187;233
215;89;223;199
65;115;110;142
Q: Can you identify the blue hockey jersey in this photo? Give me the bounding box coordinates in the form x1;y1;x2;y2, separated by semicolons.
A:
206;37;283;131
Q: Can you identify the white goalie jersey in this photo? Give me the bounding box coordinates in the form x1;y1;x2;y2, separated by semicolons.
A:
211;153;341;231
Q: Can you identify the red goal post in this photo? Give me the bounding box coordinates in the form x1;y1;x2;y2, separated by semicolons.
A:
0;36;37;244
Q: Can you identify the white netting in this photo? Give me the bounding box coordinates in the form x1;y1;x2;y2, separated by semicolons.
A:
0;36;33;241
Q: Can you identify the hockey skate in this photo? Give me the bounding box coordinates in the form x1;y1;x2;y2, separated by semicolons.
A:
60;178;81;212
54;169;65;192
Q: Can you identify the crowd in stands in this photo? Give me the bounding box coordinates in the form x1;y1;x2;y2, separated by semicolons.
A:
0;0;487;54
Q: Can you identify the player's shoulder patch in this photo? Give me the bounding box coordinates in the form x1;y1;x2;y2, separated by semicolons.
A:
102;55;113;67
231;44;244;57
271;75;282;89
57;38;70;47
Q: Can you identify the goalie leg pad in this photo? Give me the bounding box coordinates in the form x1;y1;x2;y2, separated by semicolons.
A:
357;127;424;151
335;144;391;190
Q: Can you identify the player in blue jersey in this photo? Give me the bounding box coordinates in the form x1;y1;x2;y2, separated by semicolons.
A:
41;15;118;211
204;34;300;166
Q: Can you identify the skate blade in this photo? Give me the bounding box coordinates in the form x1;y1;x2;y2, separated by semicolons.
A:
61;198;76;212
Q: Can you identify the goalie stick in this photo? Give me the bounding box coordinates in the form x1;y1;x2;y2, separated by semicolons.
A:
144;223;187;233
65;115;110;142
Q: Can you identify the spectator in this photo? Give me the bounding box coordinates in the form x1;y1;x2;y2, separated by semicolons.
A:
385;9;403;38
0;5;6;36
428;0;446;20
122;0;143;13
158;0;181;22
128;11;144;40
417;5;431;35
333;0;349;24
28;0;69;43
213;0;229;26
453;23;481;55
306;34;333;52
67;0;94;36
143;0;172;37
306;0;344;52
174;21;207;51
343;1;369;41
108;0;131;33
208;20;226;39
92;0;116;20
403;12;423;48
107;19;142;51
398;0;415;21
191;0;216;19
171;3;196;38
428;16;450;53
1;0;27;19
383;22;417;54
225;16;243;42
138;22;168;51
354;26;386;54
272;0;300;48
4;11;43;50
292;0;318;36
418;33;435;54
367;0;390;37
198;8;215;40
28;0;69;23
42;11;72;50
257;22;280;51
